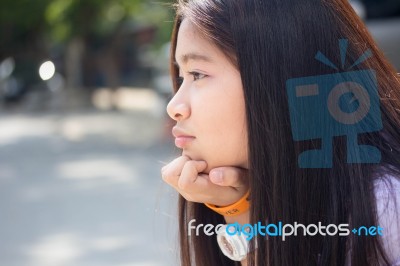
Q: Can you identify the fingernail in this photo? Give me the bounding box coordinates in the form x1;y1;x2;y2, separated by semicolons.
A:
210;170;223;183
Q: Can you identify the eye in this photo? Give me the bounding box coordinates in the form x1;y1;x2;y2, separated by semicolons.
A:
188;71;206;81
176;76;184;87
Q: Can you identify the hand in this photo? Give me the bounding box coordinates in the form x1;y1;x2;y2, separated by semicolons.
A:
161;155;249;206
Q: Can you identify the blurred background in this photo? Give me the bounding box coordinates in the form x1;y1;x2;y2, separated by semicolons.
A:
0;1;179;266
0;0;399;266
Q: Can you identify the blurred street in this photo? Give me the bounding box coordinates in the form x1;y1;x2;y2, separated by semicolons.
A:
0;88;180;266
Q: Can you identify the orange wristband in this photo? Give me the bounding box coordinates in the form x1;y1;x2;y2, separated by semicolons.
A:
204;190;250;217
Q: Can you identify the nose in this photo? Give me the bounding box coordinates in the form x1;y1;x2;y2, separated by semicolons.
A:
166;92;191;121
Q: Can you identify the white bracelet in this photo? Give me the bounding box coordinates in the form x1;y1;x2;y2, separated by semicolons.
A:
216;224;252;261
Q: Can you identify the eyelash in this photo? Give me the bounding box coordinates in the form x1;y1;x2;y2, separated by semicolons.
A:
177;71;206;86
189;71;206;81
176;77;184;87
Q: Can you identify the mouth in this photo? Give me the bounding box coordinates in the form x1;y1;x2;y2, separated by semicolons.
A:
172;127;195;148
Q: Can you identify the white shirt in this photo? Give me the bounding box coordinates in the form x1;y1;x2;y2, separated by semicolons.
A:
375;174;400;265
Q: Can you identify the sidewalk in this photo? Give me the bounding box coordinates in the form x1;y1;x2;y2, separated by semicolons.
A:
0;88;180;266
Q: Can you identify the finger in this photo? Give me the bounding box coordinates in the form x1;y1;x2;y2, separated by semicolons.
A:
161;156;190;185
209;167;248;189
178;160;207;190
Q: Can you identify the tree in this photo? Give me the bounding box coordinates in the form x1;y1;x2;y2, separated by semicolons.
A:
0;0;174;89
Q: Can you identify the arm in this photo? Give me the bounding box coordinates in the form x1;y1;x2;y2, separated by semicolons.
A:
161;157;250;263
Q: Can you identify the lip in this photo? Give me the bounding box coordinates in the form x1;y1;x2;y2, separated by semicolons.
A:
172;127;195;148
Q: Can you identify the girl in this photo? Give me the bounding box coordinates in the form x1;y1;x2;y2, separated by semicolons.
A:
161;0;400;265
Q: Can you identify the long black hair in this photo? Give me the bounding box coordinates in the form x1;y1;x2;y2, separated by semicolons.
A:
169;0;400;265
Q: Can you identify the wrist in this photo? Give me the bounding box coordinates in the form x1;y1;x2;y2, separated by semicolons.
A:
224;208;250;225
205;190;250;217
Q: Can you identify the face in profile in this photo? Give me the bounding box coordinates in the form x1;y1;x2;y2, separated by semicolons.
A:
167;19;248;173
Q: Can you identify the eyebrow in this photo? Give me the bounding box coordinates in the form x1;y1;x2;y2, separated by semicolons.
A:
175;53;213;67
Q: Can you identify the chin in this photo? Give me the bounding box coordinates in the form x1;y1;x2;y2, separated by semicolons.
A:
181;150;193;159
182;150;201;161
181;150;247;173
181;150;211;172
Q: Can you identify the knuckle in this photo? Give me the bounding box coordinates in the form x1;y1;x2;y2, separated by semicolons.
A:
181;155;191;161
161;174;170;184
161;171;174;184
161;169;167;179
184;160;196;170
161;167;170;178
178;178;190;190
183;194;194;202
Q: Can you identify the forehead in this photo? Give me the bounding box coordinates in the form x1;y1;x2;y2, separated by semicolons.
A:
175;19;224;66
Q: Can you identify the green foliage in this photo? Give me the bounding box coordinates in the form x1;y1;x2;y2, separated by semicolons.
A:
43;0;174;45
0;0;175;54
0;0;51;29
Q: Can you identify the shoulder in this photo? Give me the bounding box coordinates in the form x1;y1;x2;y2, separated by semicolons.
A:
374;174;400;265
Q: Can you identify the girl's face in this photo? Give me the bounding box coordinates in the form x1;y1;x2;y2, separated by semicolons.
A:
167;19;248;173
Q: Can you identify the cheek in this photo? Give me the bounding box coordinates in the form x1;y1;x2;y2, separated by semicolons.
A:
197;91;246;137
197;92;248;165
203;126;248;169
